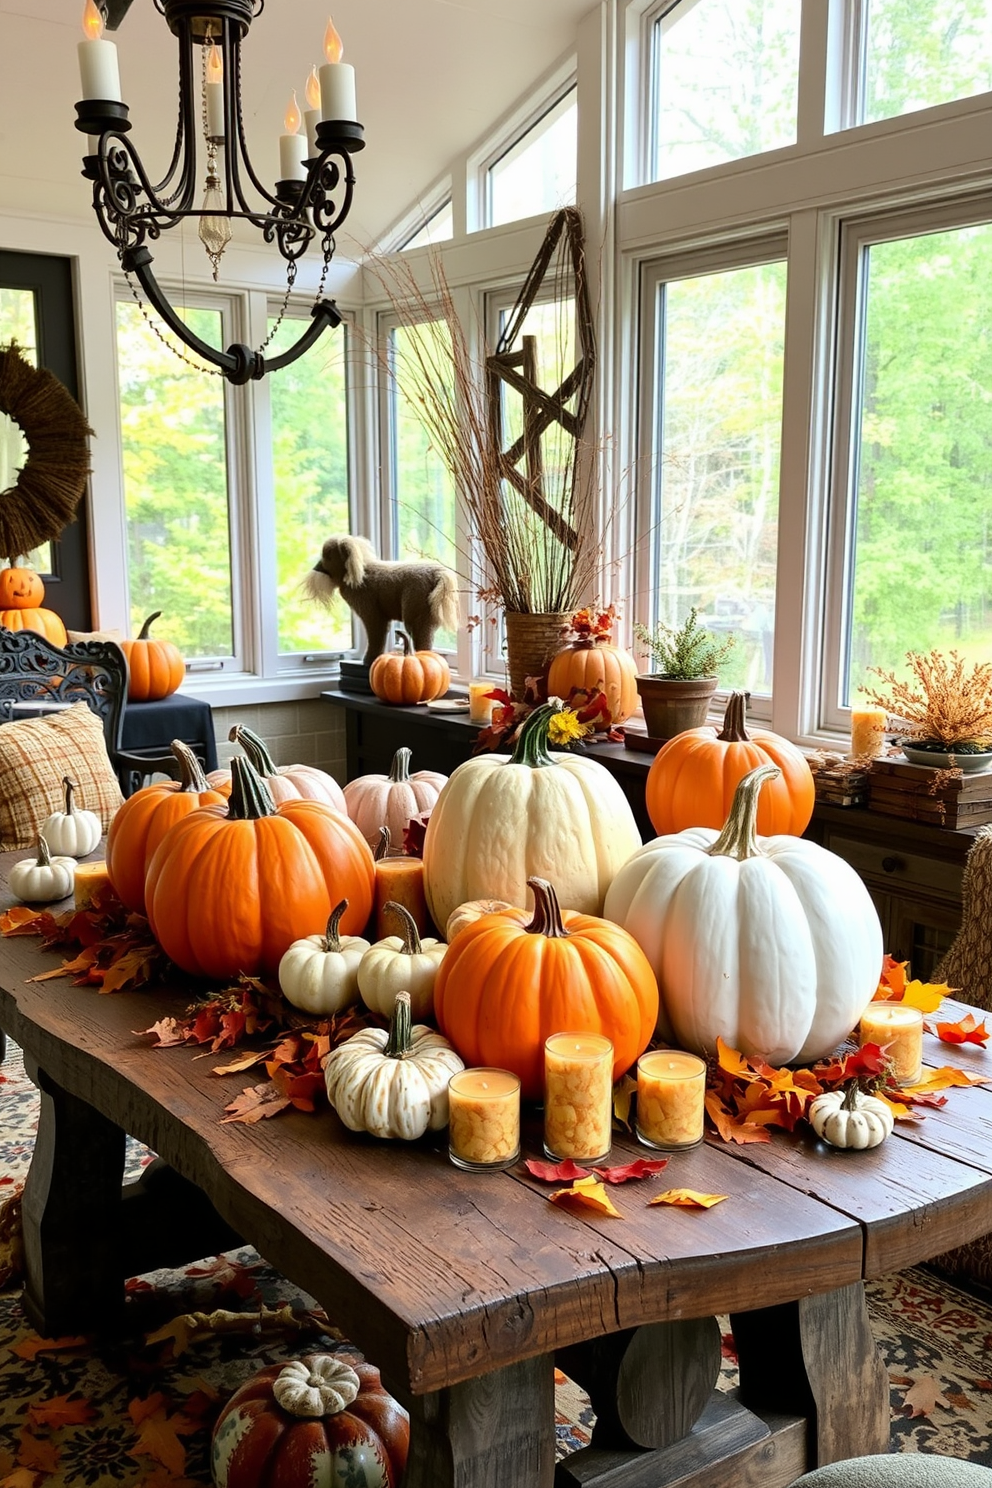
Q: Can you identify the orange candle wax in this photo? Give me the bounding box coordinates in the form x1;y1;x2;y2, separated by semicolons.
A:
448;1068;521;1170
851;706;887;759
468;681;495;725
374;856;428;938
636;1050;706;1150
544;1032;614;1163
859;1003;923;1086
74;860;113;912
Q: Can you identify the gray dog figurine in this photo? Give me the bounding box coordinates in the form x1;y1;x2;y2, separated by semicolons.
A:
303;535;459;663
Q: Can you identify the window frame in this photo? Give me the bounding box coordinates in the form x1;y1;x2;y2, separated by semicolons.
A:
476;76;578;231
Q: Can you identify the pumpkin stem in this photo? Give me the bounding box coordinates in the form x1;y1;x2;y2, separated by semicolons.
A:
226;756;277;820
35;835;53;866
324;900;348;952
841;1081;862;1112
394;629;413;655
170;739;210;794
509;703;560;769
228;724;278;777
389;747;412;784
384;900;422;955
524;877;569;939
707;764;780;862
136;611;162;640
717;692;751;743
375;825;391;862
61;776;76;815
385;989;414;1058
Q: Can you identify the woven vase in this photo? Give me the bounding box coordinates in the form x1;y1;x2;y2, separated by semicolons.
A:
503;611;570;704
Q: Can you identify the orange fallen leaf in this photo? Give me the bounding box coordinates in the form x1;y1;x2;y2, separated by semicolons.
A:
27;1394;96;1430
902;1374;950;1418
902;1066;991;1093
525;1158;591;1182
648;1189;727;1209
220;1082;291;1124
716;1038;755;1081
705;1091;771;1145
10;1334;90;1361
935;1013;991;1047
129;1394;168;1428
0;906;42;934
131;1410;189;1478
211;1048;268;1075
612;1073;637;1130
901;980;948;1014
549;1176;623;1218
15;1433;58;1475
592;1158;668;1184
1;1468;43;1488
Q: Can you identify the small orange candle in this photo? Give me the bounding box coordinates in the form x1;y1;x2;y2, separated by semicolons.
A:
468;681;496;725
73;860;113;911
859;1003;923;1086
544;1032;614;1163
374;855;428;938
448;1068;521;1170
851;706;887;759
636;1050;706;1150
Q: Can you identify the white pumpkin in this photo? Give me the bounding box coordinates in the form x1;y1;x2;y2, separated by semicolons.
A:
9;837;76;903
271;1357;361;1417
278;899;370;1016
323;991;464;1139
422;701;642;932
343;746;447;850
210;725;347;811
357;901;446;1021
41;776;102;858
445;898;516;942
603;764;883;1066
808;1087;894;1150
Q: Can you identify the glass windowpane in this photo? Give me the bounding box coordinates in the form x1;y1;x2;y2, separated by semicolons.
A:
402;202;454;252
488;91;576;228
864;0;992;125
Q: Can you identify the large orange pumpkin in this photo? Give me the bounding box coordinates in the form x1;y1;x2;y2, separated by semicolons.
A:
145;757;375;979
121;611;185;701
369;629;449;705
433;877;658;1101
644;690;815;837
0;566;67;645
547;638;638;725
105;739;229;914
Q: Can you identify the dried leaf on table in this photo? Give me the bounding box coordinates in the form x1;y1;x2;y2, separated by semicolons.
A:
902;1066;991;1093
901;980;950;1014
648;1189;727;1209
26;1394;96;1430
901;1374;950;1418
549;1177;623;1217
704;1091;772;1145
211;1047;269;1075
524;1158;591;1183
135;1017;190;1049
10;1334;90;1362
593;1158;668;1183
220;1081;291;1124
876;955;909;1000
935;1012;991;1047
0;906;43;934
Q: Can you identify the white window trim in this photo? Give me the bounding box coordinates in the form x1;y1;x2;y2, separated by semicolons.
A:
466;55;578;234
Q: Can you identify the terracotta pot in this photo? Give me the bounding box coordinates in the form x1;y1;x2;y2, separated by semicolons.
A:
503;611;570;704
637;674;718;741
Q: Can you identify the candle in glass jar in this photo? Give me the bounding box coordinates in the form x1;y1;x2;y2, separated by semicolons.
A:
544;1032;614;1163
374;855;428;938
468;681;495;725
74;860;112;911
851;706;887;759
448;1068;521;1171
859;1003;923;1086
636;1050;706;1150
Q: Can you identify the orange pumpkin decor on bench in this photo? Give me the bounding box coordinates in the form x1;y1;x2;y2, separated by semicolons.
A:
120;611;185;701
369;628;450;705
547;604;638;726
0;565;68;645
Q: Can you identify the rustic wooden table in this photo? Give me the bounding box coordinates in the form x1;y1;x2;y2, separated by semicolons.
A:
3;854;992;1488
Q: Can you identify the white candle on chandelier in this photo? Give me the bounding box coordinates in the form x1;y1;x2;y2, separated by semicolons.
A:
279;93;308;182
78;0;121;103
205;43;225;140
318;16;357;123
304;67;322;157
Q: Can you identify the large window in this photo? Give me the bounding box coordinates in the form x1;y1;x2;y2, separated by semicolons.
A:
861;0;992;125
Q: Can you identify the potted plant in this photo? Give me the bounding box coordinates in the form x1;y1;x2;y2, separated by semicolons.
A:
861;649;992;772
633;608;735;741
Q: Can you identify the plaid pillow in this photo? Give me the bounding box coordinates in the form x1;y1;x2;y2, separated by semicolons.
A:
0;702;123;850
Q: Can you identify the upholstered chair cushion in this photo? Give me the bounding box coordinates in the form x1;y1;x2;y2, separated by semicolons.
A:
792;1454;992;1486
0;701;123;849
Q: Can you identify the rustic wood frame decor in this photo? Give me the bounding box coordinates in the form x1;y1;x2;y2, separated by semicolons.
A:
0;343;92;563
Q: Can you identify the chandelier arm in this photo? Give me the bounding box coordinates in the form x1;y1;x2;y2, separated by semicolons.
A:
305;151;357;238
96;133;198;250
263;300;342;375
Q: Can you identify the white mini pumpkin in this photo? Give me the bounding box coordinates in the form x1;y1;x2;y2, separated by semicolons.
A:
41;776;102;858
603;764;884;1065
9;837;76;903
323;991;464;1139
357;901;446;1021
278;899;370;1016
808;1087;894;1150
271;1356;361;1417
343;746;447;850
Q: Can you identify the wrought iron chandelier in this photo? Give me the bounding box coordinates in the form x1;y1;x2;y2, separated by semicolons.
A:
75;0;364;383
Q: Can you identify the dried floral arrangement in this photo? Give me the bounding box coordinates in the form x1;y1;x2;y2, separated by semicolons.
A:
862;649;992;751
632;607;735;679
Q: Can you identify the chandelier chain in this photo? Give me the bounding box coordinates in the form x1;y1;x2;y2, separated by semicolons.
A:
123;266;222;377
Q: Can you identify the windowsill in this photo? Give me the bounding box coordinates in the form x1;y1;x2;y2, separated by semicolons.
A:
177;668;346;709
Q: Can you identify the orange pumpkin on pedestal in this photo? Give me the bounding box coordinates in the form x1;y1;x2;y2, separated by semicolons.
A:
121;611;185;701
0;566;68;645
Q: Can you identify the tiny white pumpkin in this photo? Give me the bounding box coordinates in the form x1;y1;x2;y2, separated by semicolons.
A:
271;1356;361;1418
808;1086;894;1150
357;901;446;1021
278;899;370;1016
323;990;465;1139
41;776;102;858
9;836;77;903
445;897;515;943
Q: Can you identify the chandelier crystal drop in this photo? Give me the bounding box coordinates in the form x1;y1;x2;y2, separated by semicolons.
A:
75;0;364;383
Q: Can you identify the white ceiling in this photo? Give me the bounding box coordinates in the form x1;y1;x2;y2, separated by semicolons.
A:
0;0;593;253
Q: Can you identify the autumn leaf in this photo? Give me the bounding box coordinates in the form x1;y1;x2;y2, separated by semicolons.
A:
549;1176;623;1217
1;1468;43;1488
524;1158;591;1182
648;1189;727;1209
26;946;100;982
10;1334;90;1361
716;1038;755;1081
130;1400;195;1477
220;1082;291;1124
134;1018;188;1048
27;1394;96;1430
901;980;948;1014
935;1012;991;1047
902;1375;950;1418
876;955;908;1000
901;1066;991;1093
612;1072;637;1130
211;1047;268;1075
14;1433;58;1475
704;1091;772;1144
592;1158;668;1183
269;1067;326;1111
101;945;165;994
0;906;42;934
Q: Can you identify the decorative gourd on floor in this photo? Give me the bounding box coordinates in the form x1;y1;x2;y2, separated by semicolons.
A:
422;701;642;930
144;757;374;979
0;566;67;645
211;1350;409;1488
42;776;102;857
433;877;658;1101
369;628;450;705
120;612;185;701
343;746;447;849
603;764;883;1065
644;691;815;836
210;725;347;812
357;900;446;1021
278;900;370;1016
546;605;639;725
105;741;229;913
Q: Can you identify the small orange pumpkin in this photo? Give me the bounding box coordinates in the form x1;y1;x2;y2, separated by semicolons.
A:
369;629;450;706
0;566;67;645
121;611;185;701
548;639;638;725
644;690;815;837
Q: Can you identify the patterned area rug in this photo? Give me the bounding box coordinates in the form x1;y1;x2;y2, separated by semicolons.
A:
3;1037;992;1484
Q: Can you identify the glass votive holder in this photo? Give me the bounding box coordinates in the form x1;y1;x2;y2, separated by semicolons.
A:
448;1068;521;1172
636;1050;707;1151
468;680;495;725
543;1032;614;1164
859;1003;924;1086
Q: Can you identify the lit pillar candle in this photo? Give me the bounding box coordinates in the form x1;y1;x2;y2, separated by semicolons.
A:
304;66;322;157
851;706;887;759
448;1068;521;1171
374;855;428;938
636;1051;706;1150
544;1032;614;1163
78;0;121;102
859;1003;924;1086
318;16;357;122
468;681;495;725
74;860;113;912
205;43;225;140
279;93;308;182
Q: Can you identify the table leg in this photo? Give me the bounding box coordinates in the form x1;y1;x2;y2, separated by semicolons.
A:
395;1354;556;1488
732;1280;889;1467
20;1065;126;1336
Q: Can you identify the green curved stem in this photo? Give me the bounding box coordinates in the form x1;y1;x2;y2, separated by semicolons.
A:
707;764;780;861
524;877;568;939
227;756;277;821
35;835;53;866
389;747;412;783
170;739;211;794
136;611;162;640
509;703;559;769
385;990;413;1058
384;900;422;955
228;724;278;776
